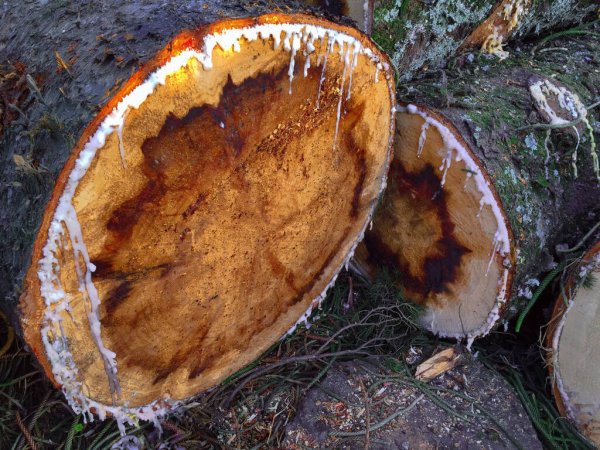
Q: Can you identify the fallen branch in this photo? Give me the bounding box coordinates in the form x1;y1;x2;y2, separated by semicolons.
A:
330;394;424;437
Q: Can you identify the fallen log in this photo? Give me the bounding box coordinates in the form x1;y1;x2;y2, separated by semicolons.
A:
354;31;600;342
463;0;600;57
371;0;597;80
547;240;600;446
0;1;395;430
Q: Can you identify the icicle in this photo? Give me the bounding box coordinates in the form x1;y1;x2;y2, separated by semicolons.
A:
116;417;126;436
486;230;502;276
544;130;551;180
306;32;316;53
417;122;429;158
283;31;292;51
60;202;121;399
286;32;302;95
572;126;580;178
316;36;324;66
439;148;454;186
303;51;311;77
317;33;334;109
529;79;597;180
333;43;351;152
273;30;281;49
116;124;126;168
466;335;475;351
477;196;485;217
345;42;360;101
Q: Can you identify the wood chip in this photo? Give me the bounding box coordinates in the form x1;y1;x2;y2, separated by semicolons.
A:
415;347;461;382
54;51;72;76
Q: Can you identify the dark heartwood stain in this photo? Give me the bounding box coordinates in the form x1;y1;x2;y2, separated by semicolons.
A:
365;160;470;299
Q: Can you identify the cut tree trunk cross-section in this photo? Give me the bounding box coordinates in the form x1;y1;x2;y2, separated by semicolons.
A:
356;105;514;342
1;1;395;431
353;31;600;342
548;240;600;446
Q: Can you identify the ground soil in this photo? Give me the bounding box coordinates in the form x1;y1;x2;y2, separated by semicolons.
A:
284;355;542;449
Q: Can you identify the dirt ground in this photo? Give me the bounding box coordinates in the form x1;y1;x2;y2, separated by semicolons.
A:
284;353;542;449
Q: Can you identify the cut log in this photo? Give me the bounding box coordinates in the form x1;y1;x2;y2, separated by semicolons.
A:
463;0;600;57
356;105;515;342
0;2;395;430
547;241;600;446
354;31;600;342
371;0;597;80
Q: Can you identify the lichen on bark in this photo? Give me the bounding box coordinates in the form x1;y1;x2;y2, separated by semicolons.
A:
372;0;597;81
515;0;598;38
372;0;493;80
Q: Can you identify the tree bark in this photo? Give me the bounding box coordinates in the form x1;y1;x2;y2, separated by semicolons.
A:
355;29;600;341
0;0;395;429
465;0;600;51
302;0;374;33
371;0;597;81
547;240;600;446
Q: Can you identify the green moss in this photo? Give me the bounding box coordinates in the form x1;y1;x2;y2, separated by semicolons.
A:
372;0;411;57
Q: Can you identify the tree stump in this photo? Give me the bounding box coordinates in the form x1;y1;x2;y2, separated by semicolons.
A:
1;1;395;430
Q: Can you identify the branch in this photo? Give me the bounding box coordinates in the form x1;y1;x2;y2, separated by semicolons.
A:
330;394;425;437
